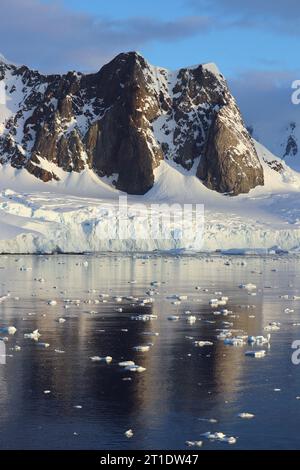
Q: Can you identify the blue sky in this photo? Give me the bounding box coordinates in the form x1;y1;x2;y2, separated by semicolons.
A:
1;0;300;141
56;0;298;77
0;0;297;77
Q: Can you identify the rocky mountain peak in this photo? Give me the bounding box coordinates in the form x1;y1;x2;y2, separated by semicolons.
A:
0;51;264;195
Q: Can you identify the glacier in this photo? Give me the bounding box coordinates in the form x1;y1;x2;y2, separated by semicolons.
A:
0;141;300;253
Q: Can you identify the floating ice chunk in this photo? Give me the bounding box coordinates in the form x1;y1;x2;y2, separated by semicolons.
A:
114;297;122;302
209;299;219;307
83;261;89;268
187;316;197;324
57;318;66;323
238;413;255;419
55;349;65;354
177;295;188;301
44;390;51;394
217;330;232;340
201;432;237;444
285;308;294;314
124;365;146;373
280;295;289;300
133;345;150;352
185;441;203;447
248;334;270;345
90;356;112;363
24;329;41;340
293;296;300;300
37;342;50;348
194;341;213;347
264;323;280;331
119;361;135;367
0;326;17;335
245;350;266;358
131;314;157;321
198;418;218;423
48;300;57;306
168;315;180;321
125;429;133;438
224;337;245;346
141;332;159;337
74;405;82;409
239;283;256;290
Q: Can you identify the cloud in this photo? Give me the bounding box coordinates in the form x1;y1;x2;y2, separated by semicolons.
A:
228;69;300;153
0;0;213;72
188;0;300;35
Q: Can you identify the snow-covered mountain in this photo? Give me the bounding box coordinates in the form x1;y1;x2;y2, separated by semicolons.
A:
248;120;300;172
0;52;300;253
0;51;263;196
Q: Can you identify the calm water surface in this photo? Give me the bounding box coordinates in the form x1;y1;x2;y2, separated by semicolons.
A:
0;254;300;450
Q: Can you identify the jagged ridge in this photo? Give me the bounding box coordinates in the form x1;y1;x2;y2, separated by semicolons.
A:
0;52;264;195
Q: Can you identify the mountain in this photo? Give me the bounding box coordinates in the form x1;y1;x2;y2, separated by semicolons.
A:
0;52;264;196
247;120;300;172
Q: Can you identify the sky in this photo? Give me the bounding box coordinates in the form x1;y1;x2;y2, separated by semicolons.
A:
1;0;300;151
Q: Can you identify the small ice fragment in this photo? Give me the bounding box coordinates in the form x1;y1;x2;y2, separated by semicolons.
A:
201;432;237;444
285;308;294;314
141;332;159;337
24;329;41;340
124;365;146;373
44;390;51;394
133;345;150;352
90;356;112;363
264;323;280;331
119;361;135;367
187;316;197;324
177;295;187;301
194;341;213;347
125;429;133;438
245;350;266;358
0;326;17;335
55;349;65;354
48;300;57;306
185;441;203;447
238;413;255;419
58;318;66;323
198;418;218;423
239;283;256;290
168;315;179;321
224;337;245;346
37;342;50;348
74;405;82;409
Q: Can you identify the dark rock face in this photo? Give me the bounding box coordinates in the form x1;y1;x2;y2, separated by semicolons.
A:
0;52;264;195
197;106;264;195
283;122;298;160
